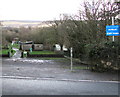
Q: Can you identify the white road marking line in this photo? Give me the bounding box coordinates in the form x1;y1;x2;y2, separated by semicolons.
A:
0;76;119;83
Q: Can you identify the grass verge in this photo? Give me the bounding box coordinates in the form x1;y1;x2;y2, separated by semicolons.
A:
73;66;90;70
0;49;9;55
29;51;56;55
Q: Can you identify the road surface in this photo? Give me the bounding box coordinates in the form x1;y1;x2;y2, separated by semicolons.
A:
2;77;119;95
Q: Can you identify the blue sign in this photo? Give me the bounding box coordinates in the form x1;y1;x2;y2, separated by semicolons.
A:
106;25;120;36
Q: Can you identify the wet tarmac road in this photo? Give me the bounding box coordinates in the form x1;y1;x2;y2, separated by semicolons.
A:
2;78;119;95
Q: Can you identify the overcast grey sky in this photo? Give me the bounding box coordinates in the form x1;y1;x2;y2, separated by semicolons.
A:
0;0;110;21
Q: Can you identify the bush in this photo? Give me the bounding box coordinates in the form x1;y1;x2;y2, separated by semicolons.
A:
89;42;120;72
11;49;14;53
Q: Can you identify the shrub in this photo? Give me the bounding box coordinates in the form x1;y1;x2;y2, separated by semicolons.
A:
89;42;120;72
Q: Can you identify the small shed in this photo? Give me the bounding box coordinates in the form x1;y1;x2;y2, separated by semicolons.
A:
34;44;43;51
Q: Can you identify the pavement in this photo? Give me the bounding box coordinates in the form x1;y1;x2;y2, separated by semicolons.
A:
12;48;21;58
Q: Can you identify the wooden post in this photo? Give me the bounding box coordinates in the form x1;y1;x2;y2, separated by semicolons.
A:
70;47;73;71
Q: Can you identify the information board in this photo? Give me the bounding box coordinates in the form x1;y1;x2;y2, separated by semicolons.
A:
106;25;120;36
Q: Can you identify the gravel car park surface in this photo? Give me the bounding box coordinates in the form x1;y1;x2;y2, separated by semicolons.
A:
2;57;118;81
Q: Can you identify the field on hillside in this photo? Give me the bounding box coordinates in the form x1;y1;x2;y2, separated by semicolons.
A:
1;20;53;28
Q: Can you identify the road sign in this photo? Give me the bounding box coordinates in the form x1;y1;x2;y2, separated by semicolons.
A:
106;25;120;36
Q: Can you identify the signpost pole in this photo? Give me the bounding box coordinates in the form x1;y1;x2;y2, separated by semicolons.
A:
112;17;115;42
70;47;73;71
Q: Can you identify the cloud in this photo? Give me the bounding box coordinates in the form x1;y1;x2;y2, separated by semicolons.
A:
0;0;85;21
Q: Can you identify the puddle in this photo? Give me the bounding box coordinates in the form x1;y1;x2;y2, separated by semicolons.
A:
6;58;53;64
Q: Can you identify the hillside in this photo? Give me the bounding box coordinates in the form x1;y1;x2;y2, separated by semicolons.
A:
1;20;54;28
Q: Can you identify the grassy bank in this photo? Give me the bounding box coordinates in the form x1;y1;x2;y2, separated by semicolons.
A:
0;49;16;57
11;44;20;49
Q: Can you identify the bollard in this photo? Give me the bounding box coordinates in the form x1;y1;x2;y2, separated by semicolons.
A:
21;51;23;58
